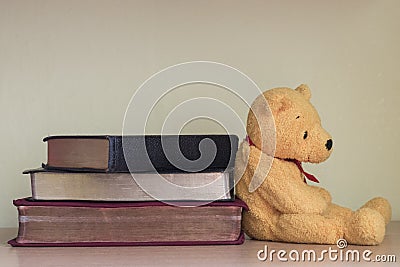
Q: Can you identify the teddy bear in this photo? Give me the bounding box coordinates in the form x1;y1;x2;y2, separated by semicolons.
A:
234;84;392;245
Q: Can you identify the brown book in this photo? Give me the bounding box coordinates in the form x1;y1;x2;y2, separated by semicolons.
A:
9;198;247;247
26;168;234;201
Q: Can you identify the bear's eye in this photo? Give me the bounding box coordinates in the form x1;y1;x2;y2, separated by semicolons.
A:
303;131;308;139
296;115;300;119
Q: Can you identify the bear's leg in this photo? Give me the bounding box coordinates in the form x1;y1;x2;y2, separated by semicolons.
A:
242;211;279;241
274;214;344;244
360;197;391;225
323;203;353;220
345;207;386;245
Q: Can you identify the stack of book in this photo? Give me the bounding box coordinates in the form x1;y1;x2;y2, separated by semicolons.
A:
8;135;247;246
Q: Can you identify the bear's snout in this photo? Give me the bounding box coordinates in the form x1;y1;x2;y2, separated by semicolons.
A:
325;139;333;151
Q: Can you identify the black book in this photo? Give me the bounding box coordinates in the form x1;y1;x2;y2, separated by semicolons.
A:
43;135;238;173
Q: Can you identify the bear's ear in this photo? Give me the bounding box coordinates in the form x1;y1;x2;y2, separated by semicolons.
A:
295;84;311;100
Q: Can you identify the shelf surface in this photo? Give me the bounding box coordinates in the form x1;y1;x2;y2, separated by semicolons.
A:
1;222;399;266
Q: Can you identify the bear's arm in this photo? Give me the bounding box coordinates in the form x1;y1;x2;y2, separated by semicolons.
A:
309;186;332;203
261;159;331;214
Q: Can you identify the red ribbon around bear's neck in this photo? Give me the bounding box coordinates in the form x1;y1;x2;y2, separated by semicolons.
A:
289;159;320;183
245;135;320;184
246;135;255;146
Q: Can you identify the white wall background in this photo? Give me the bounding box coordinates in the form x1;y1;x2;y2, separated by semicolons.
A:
0;0;399;227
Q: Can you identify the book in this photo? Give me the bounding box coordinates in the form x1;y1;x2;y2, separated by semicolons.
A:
8;198;247;247
25;168;234;201
43;135;238;172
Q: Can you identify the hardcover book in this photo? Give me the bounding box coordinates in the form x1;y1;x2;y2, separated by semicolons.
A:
26;168;234;201
43;135;238;172
8;198;247;247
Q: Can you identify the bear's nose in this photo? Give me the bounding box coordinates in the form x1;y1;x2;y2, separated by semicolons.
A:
325;139;333;151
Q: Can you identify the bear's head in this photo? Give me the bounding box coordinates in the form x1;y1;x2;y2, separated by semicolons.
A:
247;84;333;163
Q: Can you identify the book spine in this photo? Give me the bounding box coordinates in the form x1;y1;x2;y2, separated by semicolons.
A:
109;135;238;173
229;170;235;200
107;136;119;172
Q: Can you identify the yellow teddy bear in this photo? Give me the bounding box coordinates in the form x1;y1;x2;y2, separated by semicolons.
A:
235;84;391;245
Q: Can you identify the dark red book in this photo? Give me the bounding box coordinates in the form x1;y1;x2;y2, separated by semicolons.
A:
9;198;247;247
